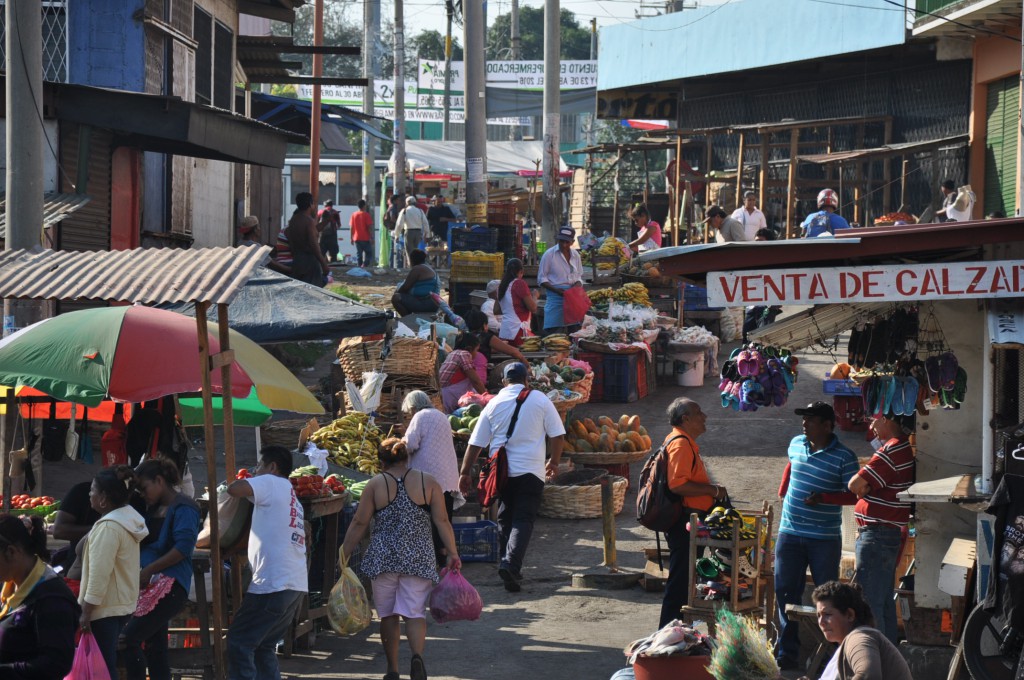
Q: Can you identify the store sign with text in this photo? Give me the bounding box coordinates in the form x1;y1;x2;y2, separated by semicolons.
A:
706;260;1024;307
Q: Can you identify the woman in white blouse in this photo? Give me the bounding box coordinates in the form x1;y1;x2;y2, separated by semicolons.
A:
401;391;461;566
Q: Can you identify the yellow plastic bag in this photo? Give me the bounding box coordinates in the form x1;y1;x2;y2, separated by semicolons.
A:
327;548;372;636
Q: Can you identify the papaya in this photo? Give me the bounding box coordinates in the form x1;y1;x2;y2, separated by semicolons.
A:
627;431;645;450
587;432;600;447
638;425;648;437
621;440;636;453
563;439;576;453
598;433;612;451
617;432;630;443
597;415;615;428
618;415;630;430
627;415;641;432
572;421;589;439
583;418;600;435
576;439;594;452
606;424;620;437
641;434;652;449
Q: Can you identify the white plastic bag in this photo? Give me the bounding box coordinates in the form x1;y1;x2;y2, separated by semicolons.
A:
301;442;330;476
345;370;388;413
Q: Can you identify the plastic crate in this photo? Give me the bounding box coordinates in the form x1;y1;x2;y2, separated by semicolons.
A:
487;201;518;225
683;284;725;312
451;252;504;283
637;352;649;399
833;395;869;432
453;519;499;562
448;282;479;311
822;378;861;396
449;226;499;253
602;353;640;403
495;223;523;261
574;351;605;402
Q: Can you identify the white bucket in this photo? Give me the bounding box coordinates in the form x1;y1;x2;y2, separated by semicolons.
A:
673;352;705;387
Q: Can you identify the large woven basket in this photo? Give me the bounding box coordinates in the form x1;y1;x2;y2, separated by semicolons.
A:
563;373;594;402
539;474;628;519
565;448;650;465
341;385;442;429
337;337;439;388
260;418;327;450
551;392;583;422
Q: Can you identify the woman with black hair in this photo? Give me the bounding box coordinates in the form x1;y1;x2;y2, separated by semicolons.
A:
122;459;200;680
805;581;912;680
438;332;487;412
0;514;79;679
464;310;528;367
497;258;539;345
342;438;460;680
79;465;149;679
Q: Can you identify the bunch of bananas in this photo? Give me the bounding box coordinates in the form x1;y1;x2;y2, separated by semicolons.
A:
596;237;629;269
542;334;571;351
520;336;543;352
587;282;651;307
308;412;385;475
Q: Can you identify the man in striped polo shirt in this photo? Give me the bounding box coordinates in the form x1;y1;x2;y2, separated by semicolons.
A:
848;413;916;645
774;401;860;671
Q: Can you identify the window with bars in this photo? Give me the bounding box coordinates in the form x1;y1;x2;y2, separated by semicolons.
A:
0;1;68;83
193;6;233;110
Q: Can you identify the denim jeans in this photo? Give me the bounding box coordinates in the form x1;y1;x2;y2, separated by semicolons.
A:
123;582;189;680
227;589;304;680
855;523;903;645
355;240;374;267
497;474;545;576
774;531;842;663
91;614;129;680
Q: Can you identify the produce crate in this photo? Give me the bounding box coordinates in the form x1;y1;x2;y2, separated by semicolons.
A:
574;351;606;402
449;226;498;253
602;353;640;403
683;284;724;312
450;251;504;283
495;223;523;261
822;378;861;396
453;519;499;562
487;201;518;225
637;352;649;399
448;282;482;314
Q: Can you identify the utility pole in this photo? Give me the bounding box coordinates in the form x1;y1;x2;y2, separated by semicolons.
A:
393;0;407;195
541;0;561;240
1017;9;1024;216
309;0;324;203
362;0;379;231
586;17;596;147
443;0;454;141
4;0;45;508
508;0;521;142
463;0;488;228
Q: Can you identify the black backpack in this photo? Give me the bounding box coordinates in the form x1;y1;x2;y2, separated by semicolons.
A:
636;435;685;532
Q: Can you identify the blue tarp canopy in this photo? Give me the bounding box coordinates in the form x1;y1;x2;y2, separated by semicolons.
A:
249;91;392;146
159;266;389;343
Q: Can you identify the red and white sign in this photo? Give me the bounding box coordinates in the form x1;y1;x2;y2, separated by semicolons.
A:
706;260;1024;307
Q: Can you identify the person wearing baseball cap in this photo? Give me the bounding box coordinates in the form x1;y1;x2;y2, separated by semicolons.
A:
773;400;859;671
238;216;260;247
537;226;583;334
458;359;565;592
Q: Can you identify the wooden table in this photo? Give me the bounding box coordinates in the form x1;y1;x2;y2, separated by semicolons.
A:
166;550;216;679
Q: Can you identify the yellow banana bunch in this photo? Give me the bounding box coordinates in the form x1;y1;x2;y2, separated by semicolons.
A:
310;412;384;471
542;334;572;350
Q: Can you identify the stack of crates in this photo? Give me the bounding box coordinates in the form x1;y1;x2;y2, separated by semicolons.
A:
448;251;503;316
602;354;641;403
575;351;606;402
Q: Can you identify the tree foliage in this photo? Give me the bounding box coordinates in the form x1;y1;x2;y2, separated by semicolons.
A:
408;29;464;61
486;7;592;61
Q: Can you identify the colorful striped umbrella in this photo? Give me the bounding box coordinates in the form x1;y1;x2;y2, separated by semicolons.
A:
0;306;323;413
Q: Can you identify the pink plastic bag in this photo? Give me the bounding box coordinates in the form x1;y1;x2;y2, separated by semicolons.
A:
429;568;483;623
562;286;592;326
64;632;112;680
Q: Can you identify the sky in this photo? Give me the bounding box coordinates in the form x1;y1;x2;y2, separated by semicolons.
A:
389;0;732;48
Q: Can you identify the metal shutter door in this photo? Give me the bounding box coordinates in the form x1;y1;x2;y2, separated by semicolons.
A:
984;76;1019;217
58;125;111;251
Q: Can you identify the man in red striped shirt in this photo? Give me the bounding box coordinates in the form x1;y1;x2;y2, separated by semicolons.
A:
848;413;916;644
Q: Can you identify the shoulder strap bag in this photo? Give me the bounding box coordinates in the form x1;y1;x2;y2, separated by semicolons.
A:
477;388;532;508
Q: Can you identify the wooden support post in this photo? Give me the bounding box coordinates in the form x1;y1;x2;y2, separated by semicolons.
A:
735;132;745;210
600;477;617;569
853;124;865;226
865;159;875;227
642;150;650;206
900;158;909;210
217;306;237;482
882;119;893;214
704;138;713;204
673;134;682;246
758;134;769;210
195;304;226;680
853;184;862;226
611;148;622;240
785;129;799;239
1;389;13;511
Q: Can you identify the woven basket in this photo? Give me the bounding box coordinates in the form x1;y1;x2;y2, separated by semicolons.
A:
342;385;442;429
565;448;650;465
539;474;628;519
337;337;439;387
564;372;594;402
577;339;645;354
551;392;583;421
260;418;323;450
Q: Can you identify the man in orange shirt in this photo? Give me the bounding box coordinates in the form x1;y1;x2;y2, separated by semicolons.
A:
349;199;375;268
660;397;729;627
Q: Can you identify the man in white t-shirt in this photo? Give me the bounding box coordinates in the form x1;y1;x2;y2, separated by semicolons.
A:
731;191;768;241
459;362;565;592
226;446;308;680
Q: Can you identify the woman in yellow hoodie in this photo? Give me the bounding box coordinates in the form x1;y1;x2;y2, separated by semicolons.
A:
78;465;149;679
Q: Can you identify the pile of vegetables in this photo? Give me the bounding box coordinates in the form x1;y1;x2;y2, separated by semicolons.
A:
6;495;57;512
564;415;652;454
449;404;483;435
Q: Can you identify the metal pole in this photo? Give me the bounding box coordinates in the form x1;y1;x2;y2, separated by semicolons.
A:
363;0;379;227
509;0;521;142
585;18;597;147
394;0;407;195
463;0;488;228
442;0;454;141
309;0;324;203
541;0;561;241
1018;8;1024;216
600;478;617;569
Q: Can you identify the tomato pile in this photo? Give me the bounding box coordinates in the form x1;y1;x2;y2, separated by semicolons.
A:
8;494;55;509
235;469;253;480
290;474;329;499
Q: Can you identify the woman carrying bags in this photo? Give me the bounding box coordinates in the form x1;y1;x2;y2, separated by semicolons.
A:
341;438;461;680
122;459;201;680
0;514;79;679
79;465;149;679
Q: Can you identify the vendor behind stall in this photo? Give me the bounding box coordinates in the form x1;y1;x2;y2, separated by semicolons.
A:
465;310;528;367
538;227;584;334
628;204;662;253
498;259;539;345
391;250;441;316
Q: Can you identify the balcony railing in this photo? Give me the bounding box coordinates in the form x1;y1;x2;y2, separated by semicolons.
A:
915;0;964;18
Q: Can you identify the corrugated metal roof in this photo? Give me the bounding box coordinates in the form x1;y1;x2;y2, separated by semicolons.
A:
750;302;894;350
0;193;92;240
798;135;969;165
0;246;271;305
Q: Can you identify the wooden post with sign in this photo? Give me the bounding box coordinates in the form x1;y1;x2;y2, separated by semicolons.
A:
758;133;769;211
882;119;893;214
735;132;745;210
611;148;623;240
